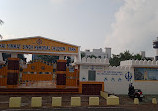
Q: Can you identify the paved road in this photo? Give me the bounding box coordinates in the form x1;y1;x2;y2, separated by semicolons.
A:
1;106;158;111
1;107;131;111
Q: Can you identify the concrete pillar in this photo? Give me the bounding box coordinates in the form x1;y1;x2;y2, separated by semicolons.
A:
78;47;81;62
59;55;64;60
56;55;67;88
9;97;21;108
74;55;78;63
134;98;139;104
0;52;4;64
52;97;62;106
31;97;42;107
89;97;99;105
107;96;119;105
71;97;81;106
11;53;18;58
152;98;157;104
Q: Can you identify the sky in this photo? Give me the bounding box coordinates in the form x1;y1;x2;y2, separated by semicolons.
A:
0;0;158;59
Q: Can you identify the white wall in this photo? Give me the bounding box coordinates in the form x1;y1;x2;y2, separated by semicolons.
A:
79;64;158;95
80;65;131;94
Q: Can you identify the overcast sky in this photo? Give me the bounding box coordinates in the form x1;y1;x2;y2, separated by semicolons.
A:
0;0;158;58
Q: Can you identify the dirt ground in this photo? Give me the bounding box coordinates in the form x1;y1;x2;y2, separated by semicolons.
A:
0;94;157;110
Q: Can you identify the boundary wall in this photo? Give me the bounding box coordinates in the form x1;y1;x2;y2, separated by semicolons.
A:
77;58;158;94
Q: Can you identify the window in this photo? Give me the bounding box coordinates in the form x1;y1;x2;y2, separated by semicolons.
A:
134;68;158;80
88;70;96;81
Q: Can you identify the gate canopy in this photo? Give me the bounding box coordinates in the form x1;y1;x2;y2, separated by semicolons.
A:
0;36;79;55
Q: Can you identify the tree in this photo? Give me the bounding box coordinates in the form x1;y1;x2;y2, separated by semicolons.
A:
2;53;11;61
17;54;26;62
36;55;72;66
110;50;143;66
81;52;97;59
87;55;97;59
109;54;120;66
2;53;26;61
66;56;71;66
37;55;59;63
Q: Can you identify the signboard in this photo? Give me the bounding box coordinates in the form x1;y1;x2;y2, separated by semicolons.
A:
97;71;123;75
0;37;78;54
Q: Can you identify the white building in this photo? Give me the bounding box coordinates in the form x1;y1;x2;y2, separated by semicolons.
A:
75;57;158;95
139;51;154;60
82;48;111;59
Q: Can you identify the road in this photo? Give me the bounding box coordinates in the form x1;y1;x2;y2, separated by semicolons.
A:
1;105;158;111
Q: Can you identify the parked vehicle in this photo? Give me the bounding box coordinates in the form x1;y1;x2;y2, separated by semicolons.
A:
128;83;143;101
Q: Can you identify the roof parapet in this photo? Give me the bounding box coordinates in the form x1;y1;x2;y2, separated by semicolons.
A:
74;57;109;66
120;60;158;67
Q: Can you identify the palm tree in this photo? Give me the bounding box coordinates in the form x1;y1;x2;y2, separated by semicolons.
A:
0;19;4;39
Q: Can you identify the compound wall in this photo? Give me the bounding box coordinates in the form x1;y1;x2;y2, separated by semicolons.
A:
79;58;158;94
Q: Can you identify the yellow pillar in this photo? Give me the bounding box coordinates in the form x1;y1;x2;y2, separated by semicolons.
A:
134;98;139;104
31;97;42;107
107;95;119;105
152;98;157;104
89;97;99;105
52;97;62;106
71;97;81;106
9;97;21;108
100;91;108;99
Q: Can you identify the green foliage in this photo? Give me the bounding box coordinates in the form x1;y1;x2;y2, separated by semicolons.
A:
36;55;72;65
37;55;59;63
81;52;97;59
17;54;26;61
110;50;143;66
87;55;97;59
2;53;25;61
2;53;11;61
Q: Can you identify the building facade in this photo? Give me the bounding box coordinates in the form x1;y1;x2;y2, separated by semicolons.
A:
76;57;158;94
82;48;111;59
0;36;158;95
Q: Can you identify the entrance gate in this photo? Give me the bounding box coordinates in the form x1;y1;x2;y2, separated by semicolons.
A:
21;60;54;88
0;59;79;89
0;36;81;93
